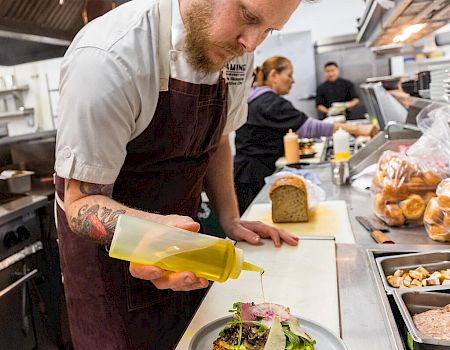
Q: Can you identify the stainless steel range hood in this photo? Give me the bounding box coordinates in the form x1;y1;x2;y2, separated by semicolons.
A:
0;0;128;66
357;0;450;48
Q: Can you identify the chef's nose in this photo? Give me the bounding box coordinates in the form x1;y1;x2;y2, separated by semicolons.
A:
238;28;267;53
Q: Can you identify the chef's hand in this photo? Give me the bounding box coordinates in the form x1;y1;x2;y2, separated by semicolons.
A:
153;214;201;232
129;264;209;291
223;218;299;247
128;214;208;291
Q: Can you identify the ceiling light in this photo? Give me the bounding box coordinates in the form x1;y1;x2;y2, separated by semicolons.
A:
393;23;427;43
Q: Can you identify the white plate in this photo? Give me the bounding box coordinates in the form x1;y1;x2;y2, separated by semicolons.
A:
189;315;348;350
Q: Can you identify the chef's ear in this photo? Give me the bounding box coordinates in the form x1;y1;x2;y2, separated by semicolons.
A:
267;68;278;82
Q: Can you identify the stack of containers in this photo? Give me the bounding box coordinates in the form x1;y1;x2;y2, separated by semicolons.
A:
429;65;450;102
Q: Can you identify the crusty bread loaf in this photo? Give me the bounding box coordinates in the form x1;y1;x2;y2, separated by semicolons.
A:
269;175;308;223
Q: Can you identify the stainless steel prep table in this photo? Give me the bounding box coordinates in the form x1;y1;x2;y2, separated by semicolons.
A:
250;163;448;350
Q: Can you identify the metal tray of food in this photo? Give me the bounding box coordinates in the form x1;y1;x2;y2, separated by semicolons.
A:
376;251;450;294
392;287;450;349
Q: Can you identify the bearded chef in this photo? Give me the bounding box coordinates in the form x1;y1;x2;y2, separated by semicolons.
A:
54;0;301;348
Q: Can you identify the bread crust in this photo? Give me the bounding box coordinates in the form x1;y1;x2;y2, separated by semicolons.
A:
269;175;306;196
438;196;450;212
399;194;425;220
424;198;443;223
383;204;405;226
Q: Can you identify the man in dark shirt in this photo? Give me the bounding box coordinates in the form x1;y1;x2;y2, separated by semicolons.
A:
316;62;360;119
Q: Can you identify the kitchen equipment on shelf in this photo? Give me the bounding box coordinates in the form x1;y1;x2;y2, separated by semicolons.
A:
0;170;34;193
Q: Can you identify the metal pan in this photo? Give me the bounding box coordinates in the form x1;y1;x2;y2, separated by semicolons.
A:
189;315;347;350
393;287;450;349
376;251;450;294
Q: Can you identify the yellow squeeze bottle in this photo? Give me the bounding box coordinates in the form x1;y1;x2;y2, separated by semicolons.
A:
109;215;263;282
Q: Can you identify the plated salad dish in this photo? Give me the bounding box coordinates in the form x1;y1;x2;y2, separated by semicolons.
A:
213;302;316;350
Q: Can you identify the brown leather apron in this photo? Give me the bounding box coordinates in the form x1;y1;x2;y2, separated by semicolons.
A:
55;64;228;350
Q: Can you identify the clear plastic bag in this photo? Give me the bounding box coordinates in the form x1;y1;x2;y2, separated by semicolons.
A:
424;178;450;242
265;170;326;209
407;105;450;177
371;151;441;226
371;105;450;227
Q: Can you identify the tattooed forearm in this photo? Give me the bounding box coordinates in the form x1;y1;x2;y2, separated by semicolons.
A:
69;204;125;245
80;182;114;196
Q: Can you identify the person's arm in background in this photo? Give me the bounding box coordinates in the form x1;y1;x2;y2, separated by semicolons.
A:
318;104;329;114
334;122;377;137
296;117;333;138
316;85;328;115
296;117;378;138
63;179;209;291
345;82;360;109
203;135;298;248
346;98;359;109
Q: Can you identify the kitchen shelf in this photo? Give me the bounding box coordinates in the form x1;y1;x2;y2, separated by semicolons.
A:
404;56;450;66
408;96;449;106
0;108;34;119
0;85;29;97
0;130;56;147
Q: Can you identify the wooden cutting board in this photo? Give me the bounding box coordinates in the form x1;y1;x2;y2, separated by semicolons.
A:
242;200;354;243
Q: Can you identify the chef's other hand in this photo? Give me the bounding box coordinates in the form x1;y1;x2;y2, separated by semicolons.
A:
129;263;209;291
355;124;379;137
223;219;299;248
154;214;200;232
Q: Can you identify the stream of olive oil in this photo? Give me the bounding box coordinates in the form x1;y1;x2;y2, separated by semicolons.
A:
242;262;265;302
260;271;266;302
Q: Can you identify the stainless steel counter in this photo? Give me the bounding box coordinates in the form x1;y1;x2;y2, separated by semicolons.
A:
246;163;449;350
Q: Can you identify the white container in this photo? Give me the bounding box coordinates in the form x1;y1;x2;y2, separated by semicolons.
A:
283;129;299;164
0;170;34;193
333;128;350;161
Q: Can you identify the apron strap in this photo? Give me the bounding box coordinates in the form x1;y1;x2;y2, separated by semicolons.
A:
158;0;172;92
55;191;65;211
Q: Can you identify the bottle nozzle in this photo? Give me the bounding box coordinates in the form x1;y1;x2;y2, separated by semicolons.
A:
243;261;264;273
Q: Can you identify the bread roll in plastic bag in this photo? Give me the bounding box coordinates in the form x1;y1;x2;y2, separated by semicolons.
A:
424;178;450;242
371;105;450;226
371;151;441;226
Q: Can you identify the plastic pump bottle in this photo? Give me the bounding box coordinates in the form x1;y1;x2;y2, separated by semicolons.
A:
333;128;350;161
109;215;263;283
284;129;300;164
